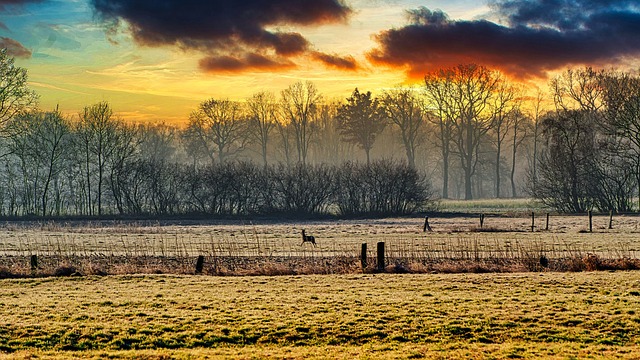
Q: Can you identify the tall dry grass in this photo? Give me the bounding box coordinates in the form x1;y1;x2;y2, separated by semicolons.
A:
1;218;640;278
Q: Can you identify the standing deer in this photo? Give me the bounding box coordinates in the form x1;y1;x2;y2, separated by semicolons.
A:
301;229;316;246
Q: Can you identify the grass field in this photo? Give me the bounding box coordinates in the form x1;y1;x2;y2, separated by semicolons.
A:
1;272;640;359
1;209;640;358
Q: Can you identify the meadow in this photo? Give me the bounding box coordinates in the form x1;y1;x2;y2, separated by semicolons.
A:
1;203;640;358
1;272;640;359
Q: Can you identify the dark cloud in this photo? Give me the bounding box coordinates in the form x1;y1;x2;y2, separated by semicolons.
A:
199;53;296;73
0;36;31;58
90;0;353;73
311;51;358;70
368;1;640;79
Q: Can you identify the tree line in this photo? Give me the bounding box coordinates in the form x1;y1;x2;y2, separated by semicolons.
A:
3;48;640;214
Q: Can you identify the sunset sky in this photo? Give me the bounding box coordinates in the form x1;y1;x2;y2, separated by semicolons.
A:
3;0;640;124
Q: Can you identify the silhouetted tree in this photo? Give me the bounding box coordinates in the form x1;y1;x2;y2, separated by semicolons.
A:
336;88;386;165
247;91;278;166
6;109;70;215
448;64;501;200
381;87;423;168
424;73;456;198
75;102;122;216
0;49;38;129
281;81;321;165
187;98;248;163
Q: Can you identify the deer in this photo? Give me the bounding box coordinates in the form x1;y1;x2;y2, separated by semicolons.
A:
301;229;316;246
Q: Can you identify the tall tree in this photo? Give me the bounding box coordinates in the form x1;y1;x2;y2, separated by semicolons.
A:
247;91;277;166
281;81;321;165
600;71;640;209
381;87;423;168
6;109;70;215
187;98;248;163
508;109;531;198
0;49;38;129
529;88;546;192
449;64;501;200
424;73;456;198
489;78;519;198
336;88;386;165
75;102;122;216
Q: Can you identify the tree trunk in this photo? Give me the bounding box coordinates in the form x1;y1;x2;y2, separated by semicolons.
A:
464;165;473;200
442;151;449;199
495;141;501;198
511;126;518;198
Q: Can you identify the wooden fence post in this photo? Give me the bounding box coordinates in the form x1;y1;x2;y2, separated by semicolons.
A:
377;242;385;272
423;217;432;232
30;255;38;271
546;213;550;231
195;255;204;274
588;210;593;232
480;214;485;228
531;212;535;232
361;243;367;270
609;210;613;230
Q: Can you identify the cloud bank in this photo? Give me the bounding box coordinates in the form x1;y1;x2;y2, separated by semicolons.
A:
368;0;640;79
90;0;358;73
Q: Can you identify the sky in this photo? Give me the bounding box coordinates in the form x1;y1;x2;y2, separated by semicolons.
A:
3;0;640;124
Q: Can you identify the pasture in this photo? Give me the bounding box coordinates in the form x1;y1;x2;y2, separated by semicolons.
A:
1;272;640;359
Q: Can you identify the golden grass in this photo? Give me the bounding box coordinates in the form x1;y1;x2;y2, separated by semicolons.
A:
1;272;640;358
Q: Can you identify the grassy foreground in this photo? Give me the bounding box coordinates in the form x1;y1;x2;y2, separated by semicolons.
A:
1;272;640;359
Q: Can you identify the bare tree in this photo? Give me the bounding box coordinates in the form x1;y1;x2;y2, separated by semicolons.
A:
551;67;605;113
424;73;456;198
381;87;423;168
529;88;546;192
281;81;321;165
247;91;277;166
138;123;178;163
108;122;140;215
336;88;386;165
6;109;70;215
489;78;519;198
187;98;248;163
0;49;38;129
314;101;350;164
449;64;501;200
600;71;640;209
508;109;531;198
75;102;122;216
